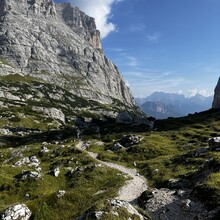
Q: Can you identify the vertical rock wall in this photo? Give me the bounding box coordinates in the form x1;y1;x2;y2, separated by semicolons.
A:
212;77;220;109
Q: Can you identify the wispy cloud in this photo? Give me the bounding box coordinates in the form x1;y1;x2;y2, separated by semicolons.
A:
127;56;138;67
106;48;125;52
147;32;161;43
123;69;189;97
128;23;146;32
70;0;125;38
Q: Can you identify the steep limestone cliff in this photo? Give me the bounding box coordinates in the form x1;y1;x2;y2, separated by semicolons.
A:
212;77;220;109
0;0;138;126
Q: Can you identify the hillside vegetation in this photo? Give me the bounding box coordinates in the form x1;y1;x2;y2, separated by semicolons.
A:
0;109;220;219
89;109;220;210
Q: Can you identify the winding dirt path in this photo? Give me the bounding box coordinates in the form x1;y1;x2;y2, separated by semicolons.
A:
75;141;148;203
75;141;213;220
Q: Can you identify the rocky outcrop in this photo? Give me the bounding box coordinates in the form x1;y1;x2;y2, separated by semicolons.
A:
78;199;146;220
208;137;220;151
0;204;31;220
0;0;138;125
212;77;220;109
139;188;210;220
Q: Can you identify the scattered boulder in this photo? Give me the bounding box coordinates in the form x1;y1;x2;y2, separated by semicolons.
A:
14;157;30;167
13;156;40;168
35;166;42;173
110;199;145;220
181;199;191;209
208;137;220;151
81;142;89;150
15;170;41;181
29;156;39;164
0;128;12;135
65;167;84;177
194;147;209;156
111;142;123;151
78;199;145;220
53;167;60;177
39;146;49;155
56;190;66;198
0;204;31;220
78;211;106;220
119;134;141;147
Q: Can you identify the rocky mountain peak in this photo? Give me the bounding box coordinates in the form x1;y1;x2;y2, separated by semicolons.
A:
0;0;101;49
0;0;139;126
56;2;102;49
212;77;220;109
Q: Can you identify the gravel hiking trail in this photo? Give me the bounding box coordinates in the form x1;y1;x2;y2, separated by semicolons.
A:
75;141;148;203
75;141;212;220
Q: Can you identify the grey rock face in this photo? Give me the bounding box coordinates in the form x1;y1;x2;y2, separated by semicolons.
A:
212;77;220;109
0;204;31;220
0;0;136;120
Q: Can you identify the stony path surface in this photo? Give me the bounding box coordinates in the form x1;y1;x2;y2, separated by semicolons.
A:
96;157;148;203
75;141;148;203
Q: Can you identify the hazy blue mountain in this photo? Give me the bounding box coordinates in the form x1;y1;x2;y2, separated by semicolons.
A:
136;92;213;119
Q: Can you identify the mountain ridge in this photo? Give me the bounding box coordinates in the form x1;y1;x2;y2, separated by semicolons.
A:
136;92;213;119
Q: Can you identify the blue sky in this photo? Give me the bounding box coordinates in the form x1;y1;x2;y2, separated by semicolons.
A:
55;0;220;98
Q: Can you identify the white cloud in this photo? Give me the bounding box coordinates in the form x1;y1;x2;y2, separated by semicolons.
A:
147;32;161;43
70;0;124;38
186;89;212;97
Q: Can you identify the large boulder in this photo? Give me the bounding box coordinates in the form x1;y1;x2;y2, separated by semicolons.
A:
15;170;41;181
208;137;220;151
119;134;141;147
116;111;133;124
0;204;31;220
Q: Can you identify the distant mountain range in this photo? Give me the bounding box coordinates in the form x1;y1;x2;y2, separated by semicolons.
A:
136;92;213;119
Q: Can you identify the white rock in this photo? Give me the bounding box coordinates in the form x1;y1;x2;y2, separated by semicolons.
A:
0;203;31;220
53;167;60;177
